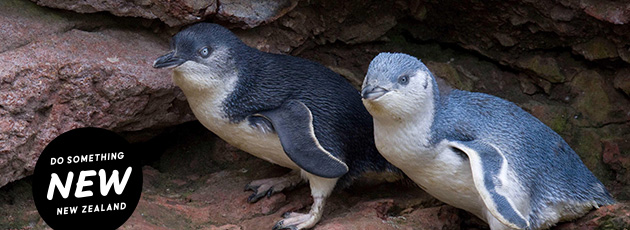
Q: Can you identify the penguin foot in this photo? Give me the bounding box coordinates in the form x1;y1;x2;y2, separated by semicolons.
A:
272;196;325;230
245;171;303;203
272;212;316;230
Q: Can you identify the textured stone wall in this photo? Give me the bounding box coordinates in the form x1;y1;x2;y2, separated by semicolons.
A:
0;0;628;202
0;0;195;187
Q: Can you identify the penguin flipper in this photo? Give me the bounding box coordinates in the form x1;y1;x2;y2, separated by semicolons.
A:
255;100;349;178
449;140;529;229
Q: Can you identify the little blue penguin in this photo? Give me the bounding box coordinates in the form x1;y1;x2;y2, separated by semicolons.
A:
360;52;615;230
153;23;396;230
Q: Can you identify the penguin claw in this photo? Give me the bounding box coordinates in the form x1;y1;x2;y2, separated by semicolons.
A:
274;197;324;229
244;183;259;192
247;192;265;203
272;220;284;230
246;183;274;203
273;212;317;230
272;220;298;230
245;175;303;203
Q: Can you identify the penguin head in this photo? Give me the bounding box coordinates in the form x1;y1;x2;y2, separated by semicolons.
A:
361;53;438;120
153;23;247;92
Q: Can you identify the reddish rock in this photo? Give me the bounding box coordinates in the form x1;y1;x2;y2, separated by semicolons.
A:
232;0;403;54
353;199;395;220
141;166;161;191
315;221;394;230
0;19;195;187
205;225;242;230
216;0;299;29
170;178;188;186
30;0;211;27
403;205;462;230
123;195;204;229
335;12;397;45
120;213;172;230
314;199;398;230
554;203;630;230
29;0;301;28
0;0;79;52
602;138;630;184
581;0;630;25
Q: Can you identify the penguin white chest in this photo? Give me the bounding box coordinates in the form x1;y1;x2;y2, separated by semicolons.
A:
188;95;299;170
373;122;486;219
172;64;299;170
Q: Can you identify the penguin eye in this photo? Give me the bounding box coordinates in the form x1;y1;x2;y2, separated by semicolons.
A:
398;75;409;85
199;47;211;58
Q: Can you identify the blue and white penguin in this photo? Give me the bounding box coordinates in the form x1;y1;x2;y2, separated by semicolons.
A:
360;52;615;230
153;23;396;229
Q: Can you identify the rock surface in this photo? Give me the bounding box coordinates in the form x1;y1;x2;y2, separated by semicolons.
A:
30;0;300;28
0;0;195;188
555;203;630;230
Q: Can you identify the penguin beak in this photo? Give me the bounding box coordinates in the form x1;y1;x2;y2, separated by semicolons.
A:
361;85;389;100
153;51;186;69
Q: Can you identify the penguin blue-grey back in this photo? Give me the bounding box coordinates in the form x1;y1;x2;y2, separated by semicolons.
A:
153;23;396;230
361;52;614;230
